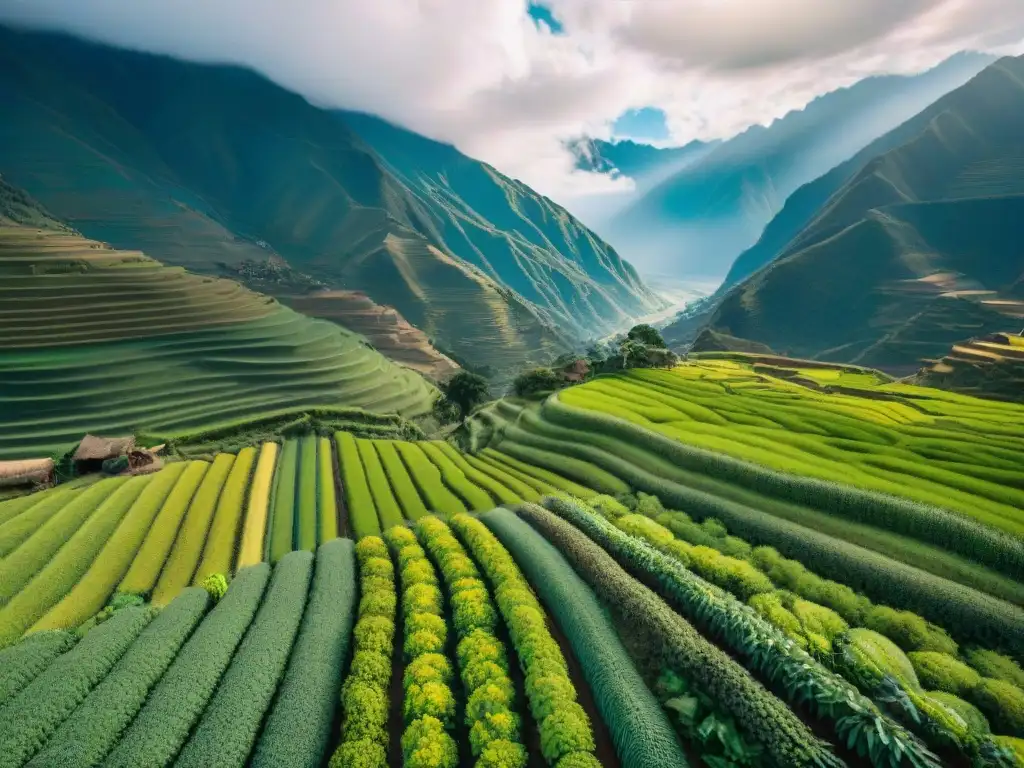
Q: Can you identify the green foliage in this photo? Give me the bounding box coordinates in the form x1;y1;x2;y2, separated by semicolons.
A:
317;436;339;543
337;432;380;538
102;564;270;768
0;630;76;708
30;464;186;633
518;502;832;768
450;513;598;765
586;494;630;519
374;440;430;520
493;439;629;497
295;435;319;552
0;487;76;558
863;606;958;655
332;536;395;763
420;442;494;511
357;439;404;528
268;440;299;561
909;652;982;697
200;573;229;602
627;324;667;348
541;496;942;768
0;475;151;646
119;461;209;596
925;691;990;735
395;442;468;515
972;678;1024;736
153;453;236;605
845;628;921;690
0;478;128;607
415;516;523;758
964;648;1024;690
175;550;313;768
0;605;154;766
25;588;209;767
441;371;491;420
434;443;520;505
513;368;564;397
483;448;596;499
750;545;870;624
194;446;256;582
402;715;459;768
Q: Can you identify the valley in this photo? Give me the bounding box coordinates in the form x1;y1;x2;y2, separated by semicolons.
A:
0;16;1022;768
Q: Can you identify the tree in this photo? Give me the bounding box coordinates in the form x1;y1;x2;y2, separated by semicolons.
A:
512;367;562;397
440;371;490;419
627;323;667;348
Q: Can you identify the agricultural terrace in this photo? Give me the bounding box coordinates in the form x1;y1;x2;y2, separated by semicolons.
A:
0;225;436;460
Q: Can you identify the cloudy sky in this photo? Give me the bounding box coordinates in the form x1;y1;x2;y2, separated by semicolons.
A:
1;0;1023;198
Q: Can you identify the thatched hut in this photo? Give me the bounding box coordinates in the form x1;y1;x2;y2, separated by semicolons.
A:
72;434;135;475
0;458;54;489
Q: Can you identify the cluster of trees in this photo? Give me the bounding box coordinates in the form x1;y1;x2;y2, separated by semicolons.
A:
512;324;678;398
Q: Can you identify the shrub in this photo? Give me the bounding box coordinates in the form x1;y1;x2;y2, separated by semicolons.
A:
200;573;229;602
792;599;848;642
909;652;982;697
195;446;257;581
0;475;152;646
971;678;1024;735
0;630;77;708
402;715;459;768
586;494;630;519
237;443;279;569
405;653;453;688
102;565;270;768
251;539;357;768
864;606;958;655
329;738;387;768
845;628;921;690
153;453;237;605
963;648;1024;690
0;605;155;766
26;588;209;767
513;367;563;397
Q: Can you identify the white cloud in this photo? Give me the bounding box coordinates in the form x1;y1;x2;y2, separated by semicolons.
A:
0;0;1023;200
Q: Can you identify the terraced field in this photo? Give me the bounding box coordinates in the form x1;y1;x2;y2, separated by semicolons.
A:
2;358;1023;768
917;332;1024;402
0;225;436;460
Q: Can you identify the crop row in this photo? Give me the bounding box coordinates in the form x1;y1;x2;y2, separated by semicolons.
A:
329;536;397;768
385;525;460;767
415;515;528;765
267;437;339;563
1;537;352;768
335;433;591;538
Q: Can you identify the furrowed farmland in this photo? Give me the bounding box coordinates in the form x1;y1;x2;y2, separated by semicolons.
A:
2;353;1023;767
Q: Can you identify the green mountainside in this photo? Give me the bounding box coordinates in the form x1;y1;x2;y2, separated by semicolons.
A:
604;52;992;278
706;56;1024;374
0;26;661;382
0;176;435;459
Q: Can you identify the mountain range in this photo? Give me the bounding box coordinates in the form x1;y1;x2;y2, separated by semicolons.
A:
703;55;1024;374
578;53;993;279
0;25;662;383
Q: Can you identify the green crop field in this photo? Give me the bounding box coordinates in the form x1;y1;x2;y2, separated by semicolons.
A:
2;359;1023;767
0;226;436;460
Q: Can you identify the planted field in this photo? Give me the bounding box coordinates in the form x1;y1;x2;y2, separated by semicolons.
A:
0;225;436;460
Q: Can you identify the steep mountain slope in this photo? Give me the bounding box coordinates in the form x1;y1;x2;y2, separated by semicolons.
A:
605;53;992;278
0;177;435;459
0;26;660;382
569;137;714;189
706;56;1024;374
915;332;1024;402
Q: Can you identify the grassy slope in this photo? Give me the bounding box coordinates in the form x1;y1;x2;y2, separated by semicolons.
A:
0;26;660;380
0;207;435;459
707;56;1024;372
915;332;1024;403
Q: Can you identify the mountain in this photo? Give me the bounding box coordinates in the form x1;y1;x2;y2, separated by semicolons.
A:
914;332;1024;403
0;175;436;459
570;137;714;188
604;52;994;278
0;26;662;383
705;56;1024;374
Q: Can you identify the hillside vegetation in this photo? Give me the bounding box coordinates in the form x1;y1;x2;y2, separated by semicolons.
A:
0;26;661;381
916;332;1024;402
704;56;1024;372
0;192;435;459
